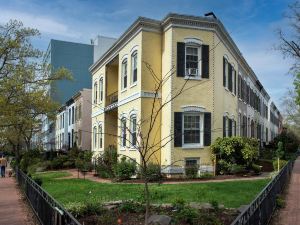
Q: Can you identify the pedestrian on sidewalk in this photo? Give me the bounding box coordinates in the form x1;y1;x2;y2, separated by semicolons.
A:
0;155;7;177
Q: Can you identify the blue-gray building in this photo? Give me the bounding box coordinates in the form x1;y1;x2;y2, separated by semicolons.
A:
46;39;94;104
38;37;116;151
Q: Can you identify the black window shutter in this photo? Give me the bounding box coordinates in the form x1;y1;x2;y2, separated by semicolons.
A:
228;64;232;92
174;112;182;147
204;112;211;146
234;120;237;136
177;42;185;77
202;45;209;78
228;119;232;137
223;116;226;137
223;57;226;87
234;70;237;95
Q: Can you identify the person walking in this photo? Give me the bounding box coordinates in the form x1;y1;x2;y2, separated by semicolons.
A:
0;155;7;177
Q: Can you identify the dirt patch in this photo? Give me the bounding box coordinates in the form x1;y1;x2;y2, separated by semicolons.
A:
78;208;238;225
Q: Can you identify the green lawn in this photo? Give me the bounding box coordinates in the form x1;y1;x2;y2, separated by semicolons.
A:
36;171;270;208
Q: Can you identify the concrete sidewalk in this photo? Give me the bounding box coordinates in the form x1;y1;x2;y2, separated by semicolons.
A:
0;170;36;225
276;158;300;225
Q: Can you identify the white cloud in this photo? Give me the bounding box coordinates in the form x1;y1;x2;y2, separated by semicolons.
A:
0;9;81;38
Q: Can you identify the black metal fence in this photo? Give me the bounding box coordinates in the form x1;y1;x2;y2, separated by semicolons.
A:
230;160;294;225
16;168;82;225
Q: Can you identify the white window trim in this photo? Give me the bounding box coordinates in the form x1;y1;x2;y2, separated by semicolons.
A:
224;58;228;89
98;124;103;149
182;112;204;148
93;82;98;104
184;43;202;79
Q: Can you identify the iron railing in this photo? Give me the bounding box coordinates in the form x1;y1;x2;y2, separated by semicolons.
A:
230;160;294;225
16;168;81;225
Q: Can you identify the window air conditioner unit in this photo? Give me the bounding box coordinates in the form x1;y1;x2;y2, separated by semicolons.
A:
186;68;198;76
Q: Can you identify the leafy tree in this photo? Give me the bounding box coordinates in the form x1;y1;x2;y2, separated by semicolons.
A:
276;1;300;105
0;20;71;160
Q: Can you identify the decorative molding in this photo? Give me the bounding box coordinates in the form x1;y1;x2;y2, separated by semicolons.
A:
130;45;139;53
184;37;202;45
181;105;206;112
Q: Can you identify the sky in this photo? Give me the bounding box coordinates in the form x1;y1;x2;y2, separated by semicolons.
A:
0;0;295;108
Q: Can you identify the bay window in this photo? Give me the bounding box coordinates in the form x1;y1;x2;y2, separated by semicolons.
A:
121;118;127;147
130;115;137;147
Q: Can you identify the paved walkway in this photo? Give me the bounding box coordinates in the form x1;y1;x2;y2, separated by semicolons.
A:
276;158;300;225
57;169;270;184
0;169;36;225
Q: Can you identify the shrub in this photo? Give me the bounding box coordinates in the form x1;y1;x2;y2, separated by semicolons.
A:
65;202;87;218
139;163;162;181
229;164;246;174
200;172;213;179
172;198;186;211
185;164;199;179
85;201;104;215
175;207;199;224
118;201;144;213
210;200;220;212
95;146;118;178
251;164;262;174
273;159;288;171
113;157;136;181
276;195;285;208
211;137;259;174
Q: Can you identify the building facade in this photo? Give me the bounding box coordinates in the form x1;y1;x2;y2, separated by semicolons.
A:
55;89;92;151
39;37;116;151
90;13;281;175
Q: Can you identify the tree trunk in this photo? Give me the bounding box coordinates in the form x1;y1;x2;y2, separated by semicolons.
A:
144;179;150;225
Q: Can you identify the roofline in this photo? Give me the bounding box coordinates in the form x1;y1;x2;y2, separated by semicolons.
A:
89;13;276;111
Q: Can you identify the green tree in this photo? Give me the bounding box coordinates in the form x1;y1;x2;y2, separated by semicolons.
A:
0;20;71;161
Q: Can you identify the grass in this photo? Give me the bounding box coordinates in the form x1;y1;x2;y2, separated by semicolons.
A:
36;171;270;208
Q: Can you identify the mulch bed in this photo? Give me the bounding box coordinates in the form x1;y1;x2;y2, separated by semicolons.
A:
79;208;238;225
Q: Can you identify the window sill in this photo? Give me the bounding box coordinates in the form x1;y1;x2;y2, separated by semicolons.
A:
130;82;137;88
184;76;201;80
120;88;127;93
120;147;126;151
129;147;137;151
182;144;204;149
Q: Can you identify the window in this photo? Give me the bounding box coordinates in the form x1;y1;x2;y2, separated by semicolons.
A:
69;109;71;125
93;126;97;148
183;113;201;144
122;59;128;89
121;118;127;147
99;78;103;102
185;45;200;77
185;158;199;167
98;124;103;148
72;106;74;124
223;57;228;88
78;104;82;120
94;82;98;104
62;113;64;128
130;115;137;147
131;51;137;84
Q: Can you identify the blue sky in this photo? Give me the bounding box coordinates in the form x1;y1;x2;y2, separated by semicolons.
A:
0;0;294;107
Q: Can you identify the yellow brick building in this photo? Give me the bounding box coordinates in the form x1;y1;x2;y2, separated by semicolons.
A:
90;13;280;175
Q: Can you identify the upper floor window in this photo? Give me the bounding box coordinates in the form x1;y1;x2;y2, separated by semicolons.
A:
68;108;71;125
72;106;74;124
121;118;127;147
130;115;137;147
185;44;201;77
131;51;137;84
99;78;103;102
121;59;128;90
78;104;82;120
94;82;98;104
